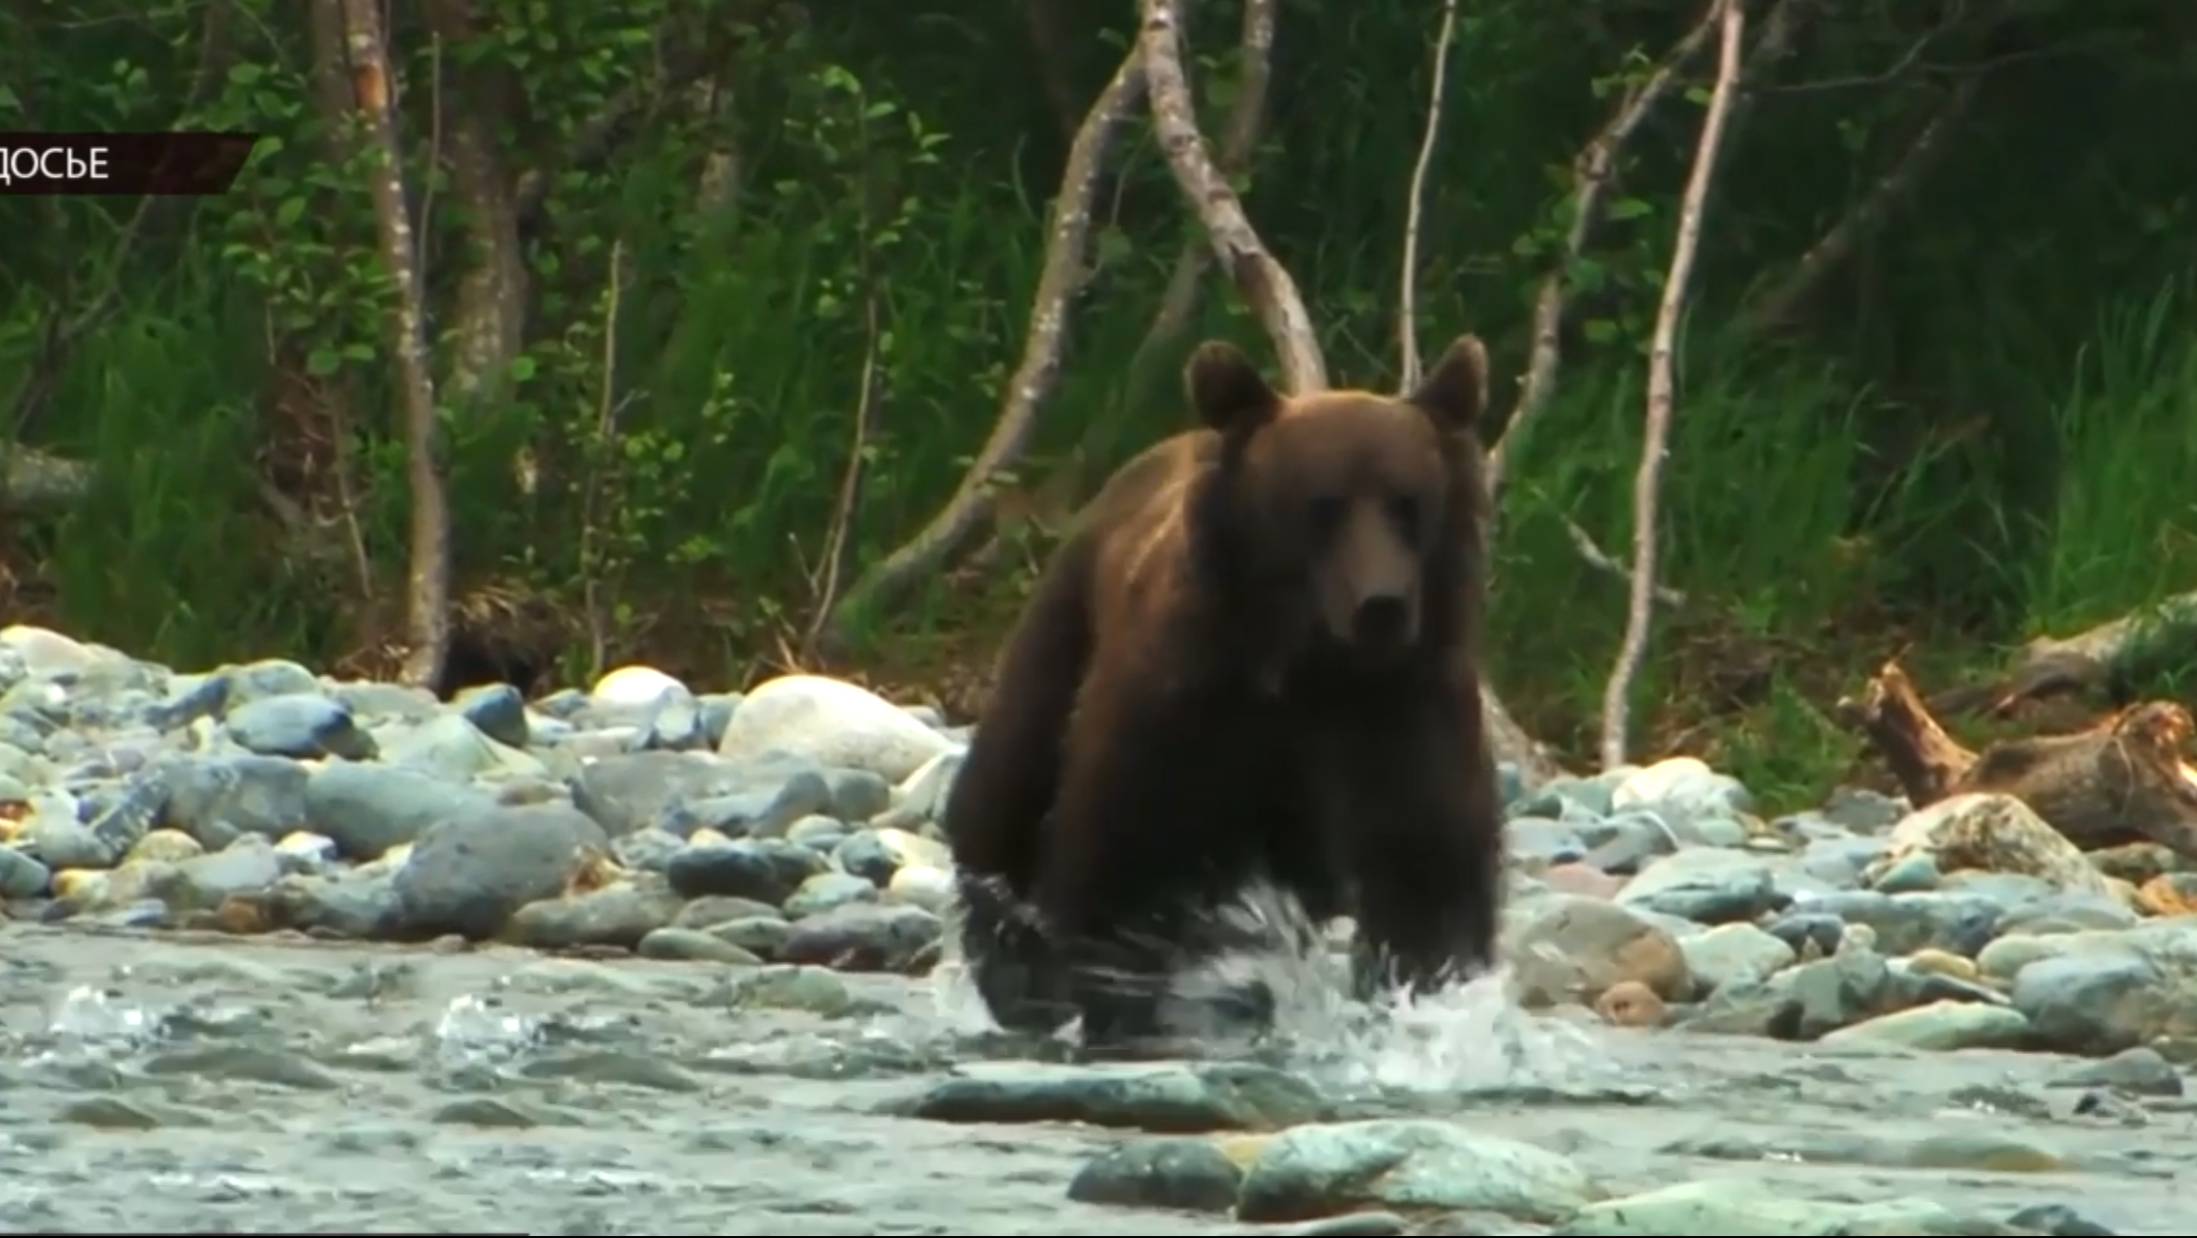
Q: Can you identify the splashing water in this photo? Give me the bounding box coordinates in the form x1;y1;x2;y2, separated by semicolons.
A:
431;992;543;1067
929;873;1609;1095
45;984;162;1054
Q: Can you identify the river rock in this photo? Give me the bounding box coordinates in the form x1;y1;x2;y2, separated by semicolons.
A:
265;868;404;939
153;834;285;911
725;963;854;1016
1773;890;2002;958
125;828;206;865
381;714;543;782
1617;847;1785;924
610;827;685;873
576;750;830;840
780;902;941;972
709;916;792;959
2137;872;2197;917
895;749;962;822
590;664;688;709
636;926;761;964
1558;1179;2003;1236
223;692;376;760
905;1062;1325;1133
505;877;685;950
1235;1119;1593;1224
834;825;950;885
302;762;490;861
716;674;956;782
1508;896;1689;1007
393;802;611;939
1788;947;1895;1039
0;844;51;897
1864;793;2115;897
452;684;528;749
783;871;879;919
1818;999;2033;1052
2012;950;2187;1056
163;754;309;849
25;810;119;869
665;838;826;904
887;863;954;914
1678;923;1795;996
1612;755;1754;820
823;767;892;823
1068;1138;1244;1213
673;895;783;929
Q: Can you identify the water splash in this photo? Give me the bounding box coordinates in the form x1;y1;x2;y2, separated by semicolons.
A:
430;993;543;1067
45;984;162;1053
932;873;1610;1095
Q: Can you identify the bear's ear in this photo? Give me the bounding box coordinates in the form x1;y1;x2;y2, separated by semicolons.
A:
1408;334;1489;437
1185;340;1280;437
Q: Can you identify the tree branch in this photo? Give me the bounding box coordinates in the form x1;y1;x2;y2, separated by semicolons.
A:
1600;0;1747;771
1397;0;1461;391
423;0;530;405
1743;74;1980;332
819;47;1149;638
1485;0;1723;510
1113;0;1277;423
1139;0;1324;394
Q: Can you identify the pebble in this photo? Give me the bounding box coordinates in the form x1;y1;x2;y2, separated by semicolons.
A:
0;844;52;897
783;870;879;918
2012;950;2179;1056
304;762;493;861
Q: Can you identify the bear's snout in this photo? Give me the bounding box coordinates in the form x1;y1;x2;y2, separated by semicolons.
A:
1353;594;1412;647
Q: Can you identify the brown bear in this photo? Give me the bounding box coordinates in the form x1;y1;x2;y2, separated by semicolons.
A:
944;334;1507;1053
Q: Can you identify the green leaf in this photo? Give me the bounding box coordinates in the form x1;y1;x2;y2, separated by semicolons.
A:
275;196;307;226
1584;318;1621;344
228;63;263;86
509;355;538;382
1608;197;1652;222
307;347;342;376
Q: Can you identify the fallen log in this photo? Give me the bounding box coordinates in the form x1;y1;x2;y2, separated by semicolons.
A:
1;443;93;515
1838;658;2197;860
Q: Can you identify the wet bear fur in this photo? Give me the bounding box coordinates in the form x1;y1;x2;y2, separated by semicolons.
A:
944;335;1508;1052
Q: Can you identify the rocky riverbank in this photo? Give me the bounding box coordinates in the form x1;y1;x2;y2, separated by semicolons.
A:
2;622;2193;1233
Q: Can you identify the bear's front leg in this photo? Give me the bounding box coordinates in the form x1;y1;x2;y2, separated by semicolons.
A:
1337;682;1504;1002
1032;669;1286;1056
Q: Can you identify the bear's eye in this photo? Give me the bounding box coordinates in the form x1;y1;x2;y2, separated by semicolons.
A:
1308;496;1345;536
1388;495;1421;540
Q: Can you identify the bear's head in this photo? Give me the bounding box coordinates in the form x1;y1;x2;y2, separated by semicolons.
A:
1185;335;1495;676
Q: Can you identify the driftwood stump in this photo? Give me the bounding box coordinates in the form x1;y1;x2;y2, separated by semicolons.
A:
1838;659;2197;860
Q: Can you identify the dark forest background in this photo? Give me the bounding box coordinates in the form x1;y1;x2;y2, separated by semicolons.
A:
5;0;2195;810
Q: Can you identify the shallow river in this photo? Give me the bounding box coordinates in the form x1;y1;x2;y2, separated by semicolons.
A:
0;921;2185;1234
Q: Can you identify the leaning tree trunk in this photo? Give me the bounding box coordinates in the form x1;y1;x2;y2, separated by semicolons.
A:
335;0;452;691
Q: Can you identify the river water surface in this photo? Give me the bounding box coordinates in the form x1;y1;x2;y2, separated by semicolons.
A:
0;920;2186;1234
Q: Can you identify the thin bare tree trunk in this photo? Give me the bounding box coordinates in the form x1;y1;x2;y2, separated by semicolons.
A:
422;0;529;404
1484;0;1723;509
337;0;453;691
1397;0;1461;391
1139;0;1325;394
821;49;1148;639
1599;0;1747;771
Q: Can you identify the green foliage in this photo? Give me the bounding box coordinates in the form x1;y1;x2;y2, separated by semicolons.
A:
6;0;2197;805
